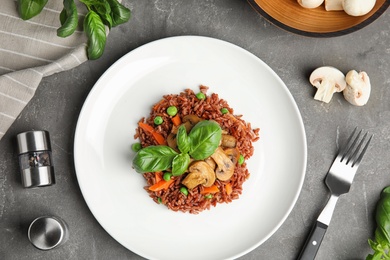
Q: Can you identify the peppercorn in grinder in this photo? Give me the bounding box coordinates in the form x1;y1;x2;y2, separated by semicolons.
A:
16;130;55;188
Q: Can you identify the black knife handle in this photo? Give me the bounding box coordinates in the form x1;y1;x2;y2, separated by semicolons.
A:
297;221;328;260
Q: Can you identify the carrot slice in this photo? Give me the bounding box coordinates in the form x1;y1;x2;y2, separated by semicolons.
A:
225;183;233;195
200;185;220;194
171;114;181;126
155;171;163;183
149;179;174;191
138;122;167;145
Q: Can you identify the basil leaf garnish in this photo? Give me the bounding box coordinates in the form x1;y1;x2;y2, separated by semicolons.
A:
133;145;178;173
177;125;190;154
172;153;190;176
189;120;222;160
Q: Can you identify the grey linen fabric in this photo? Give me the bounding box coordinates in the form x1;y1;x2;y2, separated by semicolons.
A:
0;0;90;140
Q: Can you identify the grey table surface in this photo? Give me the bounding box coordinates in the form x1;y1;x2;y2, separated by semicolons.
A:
1;0;390;259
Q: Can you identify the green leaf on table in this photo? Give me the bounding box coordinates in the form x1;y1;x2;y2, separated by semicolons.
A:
57;0;78;38
83;10;107;60
17;0;48;20
106;0;131;27
91;1;113;28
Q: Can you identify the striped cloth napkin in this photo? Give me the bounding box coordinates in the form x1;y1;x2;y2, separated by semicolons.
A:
0;1;90;141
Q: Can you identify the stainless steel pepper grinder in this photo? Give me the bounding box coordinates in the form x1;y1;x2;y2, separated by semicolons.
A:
16;130;55;188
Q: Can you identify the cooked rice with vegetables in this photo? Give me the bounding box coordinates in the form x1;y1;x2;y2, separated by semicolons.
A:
132;85;260;214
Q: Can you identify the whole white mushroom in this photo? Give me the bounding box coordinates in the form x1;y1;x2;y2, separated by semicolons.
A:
342;0;376;16
343;70;371;106
297;0;325;8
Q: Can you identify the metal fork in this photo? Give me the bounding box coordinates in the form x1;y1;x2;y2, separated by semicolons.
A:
297;127;373;260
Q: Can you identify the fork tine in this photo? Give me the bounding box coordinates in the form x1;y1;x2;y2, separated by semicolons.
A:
352;133;373;167
347;132;367;165
339;127;373;167
339;127;359;161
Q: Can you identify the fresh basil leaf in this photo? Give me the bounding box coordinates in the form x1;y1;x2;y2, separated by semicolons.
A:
172;153;190;176
375;187;390;244
84;10;107;60
18;0;48;20
188;120;222;160
132;145;178;173
57;0;78;37
106;0;131;27
177;125;190;154
367;186;390;259
59;9;67;26
92;1;113;28
79;0;97;6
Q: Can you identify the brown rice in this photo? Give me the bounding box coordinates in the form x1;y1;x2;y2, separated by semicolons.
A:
134;85;260;214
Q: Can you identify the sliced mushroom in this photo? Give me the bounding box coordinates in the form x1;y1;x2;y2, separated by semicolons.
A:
224;147;240;165
309;66;347;103
343;70;371;106
325;0;343;10
210;147;235;181
221;134;237;148
182;161;216;189
167;133;179;152
297;0;324;8
205;157;216;170
182;114;203;132
342;0;376;16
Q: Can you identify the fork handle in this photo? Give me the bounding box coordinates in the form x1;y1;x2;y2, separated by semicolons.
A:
297;221;328;260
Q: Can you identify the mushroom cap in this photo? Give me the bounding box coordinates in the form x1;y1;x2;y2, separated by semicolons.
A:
210;147;235;181
309;66;347;103
182;161;216;189
343;70;371;106
298;0;325;8
342;0;376;16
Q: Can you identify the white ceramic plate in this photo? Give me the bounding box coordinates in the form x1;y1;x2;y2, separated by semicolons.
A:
74;36;307;260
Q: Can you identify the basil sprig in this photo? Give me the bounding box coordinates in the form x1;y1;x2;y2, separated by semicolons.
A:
17;0;131;60
133;120;222;175
367;186;390;259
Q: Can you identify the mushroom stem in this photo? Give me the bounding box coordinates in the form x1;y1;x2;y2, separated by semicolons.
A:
325;0;343;10
313;78;338;103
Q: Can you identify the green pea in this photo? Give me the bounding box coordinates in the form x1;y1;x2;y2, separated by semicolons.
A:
131;143;142;152
154;116;163;125
167;106;178;116
221;108;229;114
157;197;162;204
238;154;245;165
180;187;188;196
163;172;172;181
204;194;213;199
196;92;206;100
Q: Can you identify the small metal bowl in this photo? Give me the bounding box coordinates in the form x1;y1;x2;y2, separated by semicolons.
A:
28;216;69;250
